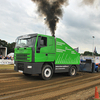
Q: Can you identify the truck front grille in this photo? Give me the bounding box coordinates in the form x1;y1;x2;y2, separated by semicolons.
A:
15;54;30;62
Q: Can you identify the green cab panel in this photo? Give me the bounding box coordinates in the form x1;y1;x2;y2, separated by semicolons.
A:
55;38;80;64
14;47;32;62
35;34;55;62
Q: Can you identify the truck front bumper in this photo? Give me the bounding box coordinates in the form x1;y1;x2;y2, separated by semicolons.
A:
14;61;43;74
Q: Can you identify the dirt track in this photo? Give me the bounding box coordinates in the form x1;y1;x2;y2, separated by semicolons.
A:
0;70;100;100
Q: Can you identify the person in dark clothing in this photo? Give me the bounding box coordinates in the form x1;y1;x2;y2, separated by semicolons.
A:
0;55;2;59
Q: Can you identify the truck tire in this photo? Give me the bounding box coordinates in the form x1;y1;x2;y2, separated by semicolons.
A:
40;64;53;80
68;66;76;76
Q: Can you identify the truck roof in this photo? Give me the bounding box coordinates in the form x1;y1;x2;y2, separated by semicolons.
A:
38;34;54;38
16;33;38;40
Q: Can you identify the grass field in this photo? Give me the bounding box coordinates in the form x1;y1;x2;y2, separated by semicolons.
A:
0;65;14;70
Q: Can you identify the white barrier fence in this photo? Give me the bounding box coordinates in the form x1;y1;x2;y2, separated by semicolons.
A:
0;60;14;65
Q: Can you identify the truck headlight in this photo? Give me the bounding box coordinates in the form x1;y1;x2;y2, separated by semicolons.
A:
27;66;32;68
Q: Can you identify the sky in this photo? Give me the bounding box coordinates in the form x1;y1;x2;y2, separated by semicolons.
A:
0;0;100;53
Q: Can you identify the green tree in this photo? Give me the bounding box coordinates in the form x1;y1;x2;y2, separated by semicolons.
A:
81;51;100;56
7;42;16;54
0;39;7;47
0;39;15;54
83;51;92;56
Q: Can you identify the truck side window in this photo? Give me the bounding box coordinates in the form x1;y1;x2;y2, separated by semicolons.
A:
41;37;47;47
36;36;47;53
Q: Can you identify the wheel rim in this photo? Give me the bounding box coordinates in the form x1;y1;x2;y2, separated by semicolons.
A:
71;68;75;75
44;68;51;78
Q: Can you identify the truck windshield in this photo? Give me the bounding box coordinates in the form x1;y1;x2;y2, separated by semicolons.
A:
15;37;36;48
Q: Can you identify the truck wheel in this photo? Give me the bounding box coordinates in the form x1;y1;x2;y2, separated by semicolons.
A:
40;65;53;80
68;66;76;76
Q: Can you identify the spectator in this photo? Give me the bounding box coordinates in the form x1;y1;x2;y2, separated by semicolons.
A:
11;56;14;60
2;56;5;59
4;55;14;60
4;56;10;59
0;55;2;59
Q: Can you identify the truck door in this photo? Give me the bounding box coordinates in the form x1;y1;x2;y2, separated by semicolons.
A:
35;36;48;62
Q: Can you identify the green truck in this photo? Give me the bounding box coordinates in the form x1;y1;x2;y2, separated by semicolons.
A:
14;34;80;80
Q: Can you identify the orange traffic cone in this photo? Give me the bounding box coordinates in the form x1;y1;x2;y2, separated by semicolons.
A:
93;86;100;100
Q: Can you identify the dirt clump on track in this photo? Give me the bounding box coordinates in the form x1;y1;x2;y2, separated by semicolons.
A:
0;70;100;100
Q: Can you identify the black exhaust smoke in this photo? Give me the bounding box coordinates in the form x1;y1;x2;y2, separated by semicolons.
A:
31;0;68;37
82;0;95;5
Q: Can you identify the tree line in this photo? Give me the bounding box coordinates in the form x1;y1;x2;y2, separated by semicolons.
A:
81;51;100;56
0;39;15;54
